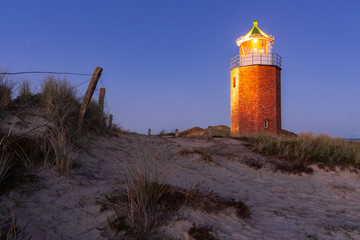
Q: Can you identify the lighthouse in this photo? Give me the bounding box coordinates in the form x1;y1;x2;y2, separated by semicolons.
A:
230;20;282;136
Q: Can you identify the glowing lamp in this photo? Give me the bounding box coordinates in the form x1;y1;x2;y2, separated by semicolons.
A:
236;20;274;58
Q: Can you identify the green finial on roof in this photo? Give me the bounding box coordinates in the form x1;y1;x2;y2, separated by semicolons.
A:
253;19;258;27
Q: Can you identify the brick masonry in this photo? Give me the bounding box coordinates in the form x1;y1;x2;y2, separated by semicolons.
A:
230;65;281;136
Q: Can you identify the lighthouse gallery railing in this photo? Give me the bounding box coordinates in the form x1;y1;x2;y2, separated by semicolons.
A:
230;53;282;69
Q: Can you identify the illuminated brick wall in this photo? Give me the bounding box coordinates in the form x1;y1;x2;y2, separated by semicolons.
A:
230;65;281;136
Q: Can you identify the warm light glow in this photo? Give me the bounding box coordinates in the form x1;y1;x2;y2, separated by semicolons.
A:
237;21;274;58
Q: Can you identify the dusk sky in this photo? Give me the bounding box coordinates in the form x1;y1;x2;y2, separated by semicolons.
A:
1;0;360;137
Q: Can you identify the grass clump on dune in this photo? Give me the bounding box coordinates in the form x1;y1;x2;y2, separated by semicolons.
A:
0;71;13;110
114;147;171;238
188;223;217;240
41;76;80;132
103;147;250;239
0;135;12;187
240;132;360;171
43;130;78;174
41;76;107;135
13;80;41;107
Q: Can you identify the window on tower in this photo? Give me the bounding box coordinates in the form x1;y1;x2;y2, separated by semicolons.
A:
264;120;269;128
233;77;236;88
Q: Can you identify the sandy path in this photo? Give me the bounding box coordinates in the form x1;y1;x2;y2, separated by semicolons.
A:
1;134;359;240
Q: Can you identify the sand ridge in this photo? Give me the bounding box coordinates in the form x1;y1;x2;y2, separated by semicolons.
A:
1;133;359;239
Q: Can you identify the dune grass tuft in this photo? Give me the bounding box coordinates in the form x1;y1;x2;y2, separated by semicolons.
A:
115;147;171;238
178;149;217;165
13;80;41;107
188;223;217;240
41;76;108;136
103;147;250;239
0;135;12;187
82;100;107;133
0;71;13;110
0;213;17;239
239;132;360;172
43;130;78;174
41;76;79;132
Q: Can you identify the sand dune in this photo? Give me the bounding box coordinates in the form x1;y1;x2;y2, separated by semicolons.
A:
1;133;360;239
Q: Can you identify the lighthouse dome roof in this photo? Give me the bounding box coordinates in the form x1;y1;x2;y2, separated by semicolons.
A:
236;20;274;46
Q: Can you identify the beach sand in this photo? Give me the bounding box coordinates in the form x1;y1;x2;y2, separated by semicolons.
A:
1;133;360;239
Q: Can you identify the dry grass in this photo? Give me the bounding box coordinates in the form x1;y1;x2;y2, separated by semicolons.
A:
82;100;107;133
239;132;360;172
103;147;250;238
188;223;217;240
13;81;40;107
16;81;32;106
41;76;79;133
41;76;108;136
0;213;17;240
178;149;217;165
113;147;171;238
43;130;78;174
0;71;13;110
331;183;356;193
0;134;12;187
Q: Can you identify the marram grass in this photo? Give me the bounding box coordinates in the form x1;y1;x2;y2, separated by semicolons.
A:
240;132;360;169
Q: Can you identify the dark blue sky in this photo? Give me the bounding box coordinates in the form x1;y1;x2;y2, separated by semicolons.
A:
1;0;360;137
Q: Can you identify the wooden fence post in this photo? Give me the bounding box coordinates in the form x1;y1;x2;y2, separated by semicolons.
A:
175;129;179;138
208;126;212;139
148;129;151;136
78;66;103;129
108;114;113;129
99;88;106;113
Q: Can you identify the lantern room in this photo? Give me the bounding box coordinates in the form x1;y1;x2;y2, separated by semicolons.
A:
231;20;281;68
237;20;273;56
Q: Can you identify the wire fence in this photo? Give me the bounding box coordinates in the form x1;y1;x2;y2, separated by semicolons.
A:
0;69;109;113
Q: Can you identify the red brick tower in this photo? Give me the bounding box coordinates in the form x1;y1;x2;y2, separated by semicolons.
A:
230;20;282;136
